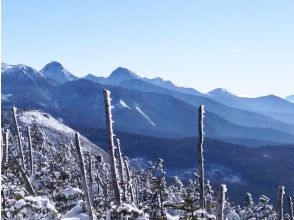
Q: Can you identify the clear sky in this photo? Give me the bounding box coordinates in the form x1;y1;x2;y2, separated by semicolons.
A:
2;0;294;97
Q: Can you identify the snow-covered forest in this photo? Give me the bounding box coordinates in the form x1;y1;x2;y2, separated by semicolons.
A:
1;89;294;220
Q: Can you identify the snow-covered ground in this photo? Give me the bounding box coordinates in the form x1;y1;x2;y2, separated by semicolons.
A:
16;109;108;160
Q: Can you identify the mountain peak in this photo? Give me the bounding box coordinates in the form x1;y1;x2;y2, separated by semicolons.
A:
40;61;77;84
207;88;236;97
105;67;141;85
43;61;64;69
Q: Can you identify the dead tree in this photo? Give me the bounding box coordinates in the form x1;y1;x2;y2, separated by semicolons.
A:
197;105;205;209
12;107;25;167
116;138;126;201
12;152;36;195
123;156;134;203
75;132;94;220
288;196;294;220
277;185;285;220
27;127;34;176
88;150;94;205
103;89;122;206
2;130;9;164
216;184;227;220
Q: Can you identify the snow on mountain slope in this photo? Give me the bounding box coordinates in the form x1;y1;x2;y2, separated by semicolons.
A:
15;110;108;160
135;106;156;127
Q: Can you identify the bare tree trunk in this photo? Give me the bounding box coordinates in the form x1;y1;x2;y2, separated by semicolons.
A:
12;152;36;195
88;150;94;205
123;156;134;203
75;133;94;220
1;129;3;165
12;107;25;167
197;105;205;210
103;89;122;207
288;196;294;220
216;184;227;220
27;127;34;176
135;179;139;206
2;130;9;164
116;138;126;201
277;185;285;220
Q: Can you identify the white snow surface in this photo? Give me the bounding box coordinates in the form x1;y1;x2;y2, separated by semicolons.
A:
25;196;58;213
135;106;156;127
119;99;131;109
63;187;83;199
14;199;27;209
62;201;89;220
166;213;180;220
17;110;108;160
20;110;73;134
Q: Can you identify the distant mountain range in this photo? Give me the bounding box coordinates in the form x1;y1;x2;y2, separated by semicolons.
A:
2;61;294;147
2;61;294;202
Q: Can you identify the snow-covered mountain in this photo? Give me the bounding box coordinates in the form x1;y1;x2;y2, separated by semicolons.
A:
40;61;78;84
2;109;108;160
3;61;294;146
1;63;57;108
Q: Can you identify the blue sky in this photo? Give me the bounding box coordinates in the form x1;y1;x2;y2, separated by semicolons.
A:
2;0;294;97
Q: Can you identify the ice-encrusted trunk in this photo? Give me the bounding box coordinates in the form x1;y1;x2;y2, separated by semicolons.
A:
197;105;205;210
103;89;122;207
75;133;94;220
116;138;126;201
288;196;294;220
123;156;134;203
277;185;285;220
27;127;34;176
12;107;25;167
2;130;9;164
12;152;36;195
88;150;94;205
216;184;227;220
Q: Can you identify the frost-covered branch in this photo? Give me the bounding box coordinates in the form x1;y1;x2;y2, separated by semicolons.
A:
103;89;122;206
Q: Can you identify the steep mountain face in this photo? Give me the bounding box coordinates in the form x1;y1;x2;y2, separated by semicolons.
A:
286;95;294;103
1;63;57;109
40;61;78;84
